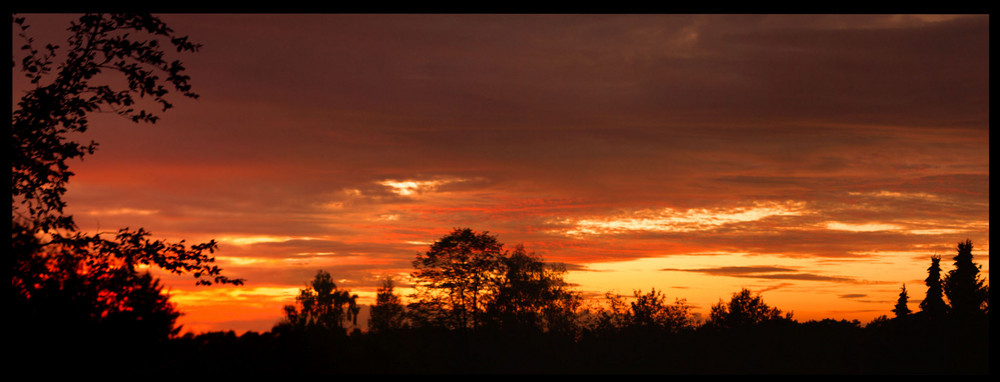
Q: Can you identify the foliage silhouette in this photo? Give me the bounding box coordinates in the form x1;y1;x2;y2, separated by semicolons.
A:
590;288;694;335
408;229;581;333
368;277;408;333
629;288;695;333
11;13;242;351
942;239;988;319
13;14;198;233
408;228;506;330
893;284;911;318
920;255;949;319
487;244;582;334
704;288;793;330
277;270;360;334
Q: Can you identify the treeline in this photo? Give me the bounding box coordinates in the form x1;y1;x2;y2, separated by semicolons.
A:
166;230;988;374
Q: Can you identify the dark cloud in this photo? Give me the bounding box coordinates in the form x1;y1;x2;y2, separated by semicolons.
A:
662;266;863;284
839;294;868;299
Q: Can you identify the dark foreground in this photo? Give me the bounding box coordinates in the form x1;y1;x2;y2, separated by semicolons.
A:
15;316;988;375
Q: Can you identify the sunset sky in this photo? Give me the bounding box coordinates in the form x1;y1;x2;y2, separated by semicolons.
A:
13;14;989;334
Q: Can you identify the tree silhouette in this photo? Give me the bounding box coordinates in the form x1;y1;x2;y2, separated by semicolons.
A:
919;255;948;319
487;244;581;333
892;284;911;318
277;270;360;333
11;14;241;344
12;14;199;234
705;288;792;330
409;228;505;330
942;240;988;320
368;277;407;333
591;291;632;332
590;288;694;334
629;288;695;333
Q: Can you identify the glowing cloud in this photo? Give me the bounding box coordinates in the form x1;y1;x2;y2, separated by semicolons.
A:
379;178;451;196
379;180;429;196
84;208;159;216
564;201;806;235
824;222;901;232
376;176;485;197
218;235;320;246
847;190;940;199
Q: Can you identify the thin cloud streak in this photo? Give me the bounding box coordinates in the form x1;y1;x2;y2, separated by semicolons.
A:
660;266;866;284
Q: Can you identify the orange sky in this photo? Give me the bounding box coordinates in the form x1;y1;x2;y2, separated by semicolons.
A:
13;14;989;334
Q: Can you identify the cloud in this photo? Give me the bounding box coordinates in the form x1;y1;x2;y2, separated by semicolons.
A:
661;265;862;284
562;201;806;236
839;294;868;299
758;283;796;294
824;222;902;232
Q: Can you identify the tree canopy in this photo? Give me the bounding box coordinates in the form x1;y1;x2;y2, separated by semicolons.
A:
368;277;407;333
705;288;792;330
488;244;581;332
11;13;241;343
278;270;360;334
408;228;580;332
408;228;506;330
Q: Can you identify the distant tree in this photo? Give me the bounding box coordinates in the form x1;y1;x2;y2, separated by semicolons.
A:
487;244;581;333
919;255;948;318
629;288;695;333
368;277;407;333
590;291;632;332
942;240;988;318
11;14;241;343
409;228;505;330
278;270;360;333
892;284;911;318
590;288;694;334
704;288;793;330
865;314;891;329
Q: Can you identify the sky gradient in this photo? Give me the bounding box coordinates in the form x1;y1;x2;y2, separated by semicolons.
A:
13;14;989;334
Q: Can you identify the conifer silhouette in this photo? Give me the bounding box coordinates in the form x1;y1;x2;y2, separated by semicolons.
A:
943;240;988;318
919;255;948;318
892;284;911;318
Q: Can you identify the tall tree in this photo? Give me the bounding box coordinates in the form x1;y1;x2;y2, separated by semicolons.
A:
704;288;792;330
919;255;948;318
11;13;241;343
487;244;581;333
942;239;988;318
892;284;911;318
409;228;505;330
278;270;360;333
368;277;407;333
